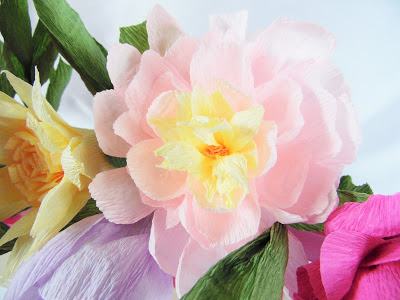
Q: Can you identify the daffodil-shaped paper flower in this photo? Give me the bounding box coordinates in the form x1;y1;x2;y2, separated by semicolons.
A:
0;69;111;277
90;5;361;296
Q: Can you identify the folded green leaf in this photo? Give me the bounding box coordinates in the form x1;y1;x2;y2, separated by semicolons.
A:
2;42;26;81
33;0;112;94
119;21;150;54
338;175;373;195
106;155;127;168
289;222;324;233
183;223;288;300
0;41;16;97
0;0;33;79
32;20;58;84
46;59;72;110
0;222;16;256
62;199;101;231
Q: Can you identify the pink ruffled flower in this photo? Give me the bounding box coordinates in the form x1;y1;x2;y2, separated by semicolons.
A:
295;193;400;299
90;5;360;296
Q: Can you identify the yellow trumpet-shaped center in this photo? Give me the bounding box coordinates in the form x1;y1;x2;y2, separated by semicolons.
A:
5;129;63;206
149;87;265;212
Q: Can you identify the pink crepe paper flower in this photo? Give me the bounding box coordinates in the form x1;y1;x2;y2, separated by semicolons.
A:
295;193;400;300
5;214;173;300
89;5;360;295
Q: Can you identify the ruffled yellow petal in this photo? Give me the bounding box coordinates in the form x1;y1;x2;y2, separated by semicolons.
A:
1;71;33;107
148;118;181;143
238;140;258;171
176;92;192;123
2;235;34;280
29;177;89;255
0;208;38;246
229;105;264;152
191;87;234;121
0;91;27;119
0;167;28;222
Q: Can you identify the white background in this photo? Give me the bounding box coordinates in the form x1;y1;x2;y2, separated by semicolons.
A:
1;0;400;297
31;0;400;195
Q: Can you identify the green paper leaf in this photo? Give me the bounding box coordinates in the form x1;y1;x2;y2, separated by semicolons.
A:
182;223;289;300
2;42;26;81
32;20;58;84
105;155;127;168
62;199;101;231
46;59;72;110
119;21;150;54
0;222;16;256
0;41;16;97
0;0;33;78
338;175;373;195
33;0;112;94
289;222;324;233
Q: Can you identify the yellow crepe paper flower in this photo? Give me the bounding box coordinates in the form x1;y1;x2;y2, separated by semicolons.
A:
0;69;111;278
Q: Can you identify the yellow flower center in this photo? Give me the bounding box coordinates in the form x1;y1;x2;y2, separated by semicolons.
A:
5;129;63;206
149;87;265;212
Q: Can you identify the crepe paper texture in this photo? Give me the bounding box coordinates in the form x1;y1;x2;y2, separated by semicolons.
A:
0;69;111;278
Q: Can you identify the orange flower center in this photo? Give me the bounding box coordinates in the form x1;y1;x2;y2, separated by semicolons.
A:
204;145;229;159
5;130;64;206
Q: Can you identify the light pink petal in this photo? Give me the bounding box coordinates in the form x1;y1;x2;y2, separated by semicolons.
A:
184;187;261;246
247;42;279;87
360;238;400;267
176;238;227;298
107;44;141;91
209;11;248;43
284;163;340;223
257;18;336;65
140;190;184;209
289;228;325;262
256;77;304;143
320;230;384;300
93;90;130;157
149;208;190;276
257;143;311;210
260;204;305;224
127;139;187;201
147;4;185;56
285;231;309;297
165;36;200;83
344;261;400;299
114;110;153;146
326;193;400;238
295;261;327;300
89;168;155;224
190;42;254;98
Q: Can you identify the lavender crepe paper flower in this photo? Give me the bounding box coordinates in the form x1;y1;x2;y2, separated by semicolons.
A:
5;214;173;300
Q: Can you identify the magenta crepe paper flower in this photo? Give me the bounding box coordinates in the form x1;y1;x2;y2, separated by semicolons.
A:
89;5;360;295
4;214;173;300
295;193;400;300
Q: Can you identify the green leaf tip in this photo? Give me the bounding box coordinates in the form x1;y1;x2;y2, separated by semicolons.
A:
119;21;150;54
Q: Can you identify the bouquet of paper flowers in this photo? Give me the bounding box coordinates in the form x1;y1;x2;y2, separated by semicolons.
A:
0;1;399;299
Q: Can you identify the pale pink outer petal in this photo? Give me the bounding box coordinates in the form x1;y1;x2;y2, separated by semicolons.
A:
344;261;400;300
89;168;155;224
140;190;184;209
149;208;190;276
93;90;131;157
175;238;227;298
255;77;304;143
257;143;311;210
209;11;248;43
320;230;384;300
181;188;261;246
289;228;325;262
113;110;153;146
325;193;400;238
190;42;255;98
147;4;185;56
285;231;309;298
127;139;187;201
164;36;200;83
107;44;141;91
295;261;327;300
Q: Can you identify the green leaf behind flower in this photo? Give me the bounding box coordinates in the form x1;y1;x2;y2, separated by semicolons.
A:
0;41;16;97
46;59;72;110
0;222;16;256
61;199;101;231
119;21;150;53
289;222;324;233
105;155;127;168
0;0;33;79
33;0;112;94
182;223;288;300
